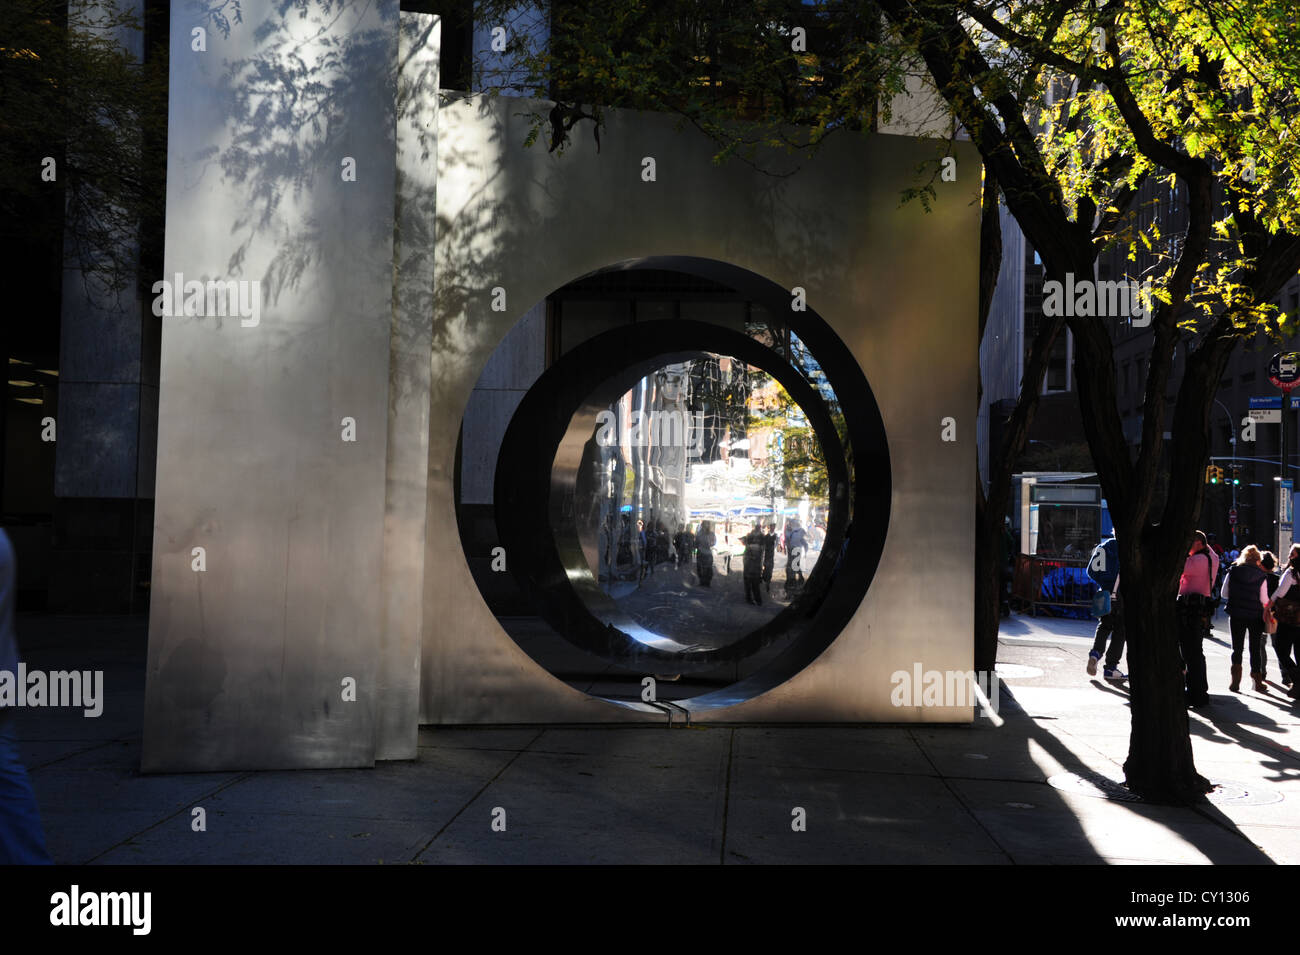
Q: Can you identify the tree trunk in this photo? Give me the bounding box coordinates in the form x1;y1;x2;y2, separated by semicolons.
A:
973;498;1002;673
1117;530;1212;802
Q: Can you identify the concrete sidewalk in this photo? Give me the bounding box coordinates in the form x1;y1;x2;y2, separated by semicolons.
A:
8;612;1297;864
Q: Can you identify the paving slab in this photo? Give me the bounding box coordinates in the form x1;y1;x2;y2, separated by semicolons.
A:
93;812;434;865
951;778;1271;865
723;764;1010;864
196;749;519;823
415;750;725;864
731;727;935;777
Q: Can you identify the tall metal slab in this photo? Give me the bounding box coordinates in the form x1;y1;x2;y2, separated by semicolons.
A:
143;0;402;770
375;13;441;761
424;96;981;724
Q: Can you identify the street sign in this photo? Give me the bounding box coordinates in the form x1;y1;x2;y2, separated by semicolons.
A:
1270;352;1300;391
1229;507;1238;525
1249;407;1281;423
1282;480;1295;559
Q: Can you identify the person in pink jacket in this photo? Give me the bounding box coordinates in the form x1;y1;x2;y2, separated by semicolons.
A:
1177;531;1219;708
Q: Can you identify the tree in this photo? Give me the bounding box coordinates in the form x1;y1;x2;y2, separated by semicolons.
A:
0;0;168;295
892;0;1300;803
476;0;1300;803
747;370;832;501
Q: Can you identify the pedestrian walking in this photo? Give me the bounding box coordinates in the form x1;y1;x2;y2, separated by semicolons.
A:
0;528;53;864
1268;543;1300;695
1222;544;1271;693
760;523;776;593
636;520;649;581
695;521;716;588
675;524;694;572
742;529;764;605
786;519;808;596
1177;531;1218;708
1085;535;1126;682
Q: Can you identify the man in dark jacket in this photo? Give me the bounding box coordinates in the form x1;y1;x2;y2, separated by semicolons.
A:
1086;536;1126;682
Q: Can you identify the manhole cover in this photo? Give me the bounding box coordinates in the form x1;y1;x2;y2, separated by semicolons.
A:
995;663;1044;679
1048;771;1144;802
1204;779;1284;806
1047;771;1283;806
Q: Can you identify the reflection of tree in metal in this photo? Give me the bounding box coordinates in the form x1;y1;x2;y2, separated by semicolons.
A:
687;355;752;464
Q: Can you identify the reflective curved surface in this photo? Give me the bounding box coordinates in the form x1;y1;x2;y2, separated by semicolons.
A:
556;355;831;651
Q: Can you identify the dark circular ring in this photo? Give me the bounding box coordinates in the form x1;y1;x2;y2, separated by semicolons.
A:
488;258;891;707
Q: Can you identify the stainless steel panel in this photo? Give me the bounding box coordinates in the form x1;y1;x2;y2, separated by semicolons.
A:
143;1;401;770
375;12;440;761
425;96;980;723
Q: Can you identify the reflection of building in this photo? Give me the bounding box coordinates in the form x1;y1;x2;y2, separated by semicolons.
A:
593;361;693;583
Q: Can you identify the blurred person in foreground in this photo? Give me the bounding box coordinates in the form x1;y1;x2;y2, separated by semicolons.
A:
0;528;53;863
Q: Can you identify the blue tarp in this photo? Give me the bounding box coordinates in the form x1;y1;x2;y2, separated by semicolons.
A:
1037;564;1097;620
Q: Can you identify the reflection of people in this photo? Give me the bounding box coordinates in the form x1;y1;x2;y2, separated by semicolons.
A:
743;530;764;605
636;519;649;581
760;524;776;593
786;520;807;592
617;515;636;579
675;524;694;571
0;528;54;864
696;521;716;587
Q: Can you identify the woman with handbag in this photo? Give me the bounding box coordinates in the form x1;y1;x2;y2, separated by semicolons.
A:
1221;545;1271;693
1268;544;1300;694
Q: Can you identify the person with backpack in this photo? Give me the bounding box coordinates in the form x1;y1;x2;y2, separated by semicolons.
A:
1086;535;1126;682
1177;531;1219;708
1221;544;1271;693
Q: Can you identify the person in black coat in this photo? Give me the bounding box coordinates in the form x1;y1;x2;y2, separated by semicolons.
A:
760;523;777;593
1221;545;1271;693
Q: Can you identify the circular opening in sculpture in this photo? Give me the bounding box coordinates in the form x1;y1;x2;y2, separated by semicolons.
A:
454;257;891;709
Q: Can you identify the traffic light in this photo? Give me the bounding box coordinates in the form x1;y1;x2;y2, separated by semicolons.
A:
1205;464;1223;484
